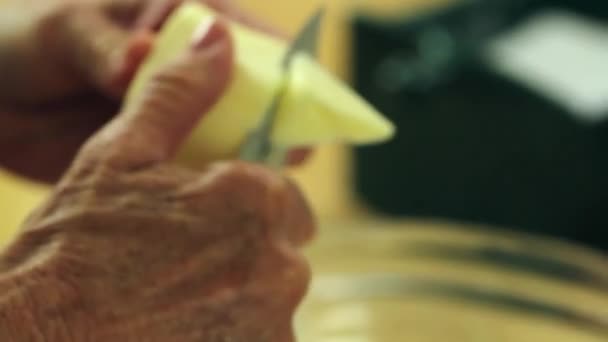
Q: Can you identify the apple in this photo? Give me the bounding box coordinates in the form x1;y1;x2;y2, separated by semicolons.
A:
125;2;395;168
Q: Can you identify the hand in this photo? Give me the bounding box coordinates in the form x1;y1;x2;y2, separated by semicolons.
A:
0;0;307;183
0;21;315;341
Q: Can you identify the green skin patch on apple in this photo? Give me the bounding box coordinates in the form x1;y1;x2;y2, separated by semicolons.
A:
125;2;396;169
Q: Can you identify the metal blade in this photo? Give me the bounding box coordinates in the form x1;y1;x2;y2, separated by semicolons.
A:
282;7;325;68
239;7;325;165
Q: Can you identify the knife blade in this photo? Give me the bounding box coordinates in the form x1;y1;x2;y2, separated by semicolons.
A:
239;7;325;165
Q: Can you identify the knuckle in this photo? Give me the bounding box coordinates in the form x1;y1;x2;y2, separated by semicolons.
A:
252;243;311;317
201;162;315;243
210;161;286;194
284;181;316;239
280;250;311;300
146;70;200;109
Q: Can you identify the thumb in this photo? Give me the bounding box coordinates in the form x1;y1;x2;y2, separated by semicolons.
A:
56;7;154;97
68;19;233;175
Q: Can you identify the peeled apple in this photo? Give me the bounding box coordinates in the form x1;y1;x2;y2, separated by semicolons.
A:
125;1;396;168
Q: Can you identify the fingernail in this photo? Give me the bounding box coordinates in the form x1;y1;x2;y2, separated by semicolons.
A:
191;18;224;50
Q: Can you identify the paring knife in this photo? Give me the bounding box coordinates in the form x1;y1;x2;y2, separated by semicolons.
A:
238;7;326;166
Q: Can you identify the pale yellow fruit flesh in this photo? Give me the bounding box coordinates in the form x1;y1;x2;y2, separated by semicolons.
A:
125;2;396;168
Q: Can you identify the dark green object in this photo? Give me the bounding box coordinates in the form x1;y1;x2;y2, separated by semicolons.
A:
351;0;608;251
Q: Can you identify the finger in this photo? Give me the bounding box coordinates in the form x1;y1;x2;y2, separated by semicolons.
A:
71;19;233;173
134;0;183;31
103;0;148;26
175;161;316;245
286;148;313;167
111;32;156;96
57;7;154;98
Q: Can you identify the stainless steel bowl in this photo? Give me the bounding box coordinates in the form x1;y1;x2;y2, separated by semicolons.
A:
295;220;608;341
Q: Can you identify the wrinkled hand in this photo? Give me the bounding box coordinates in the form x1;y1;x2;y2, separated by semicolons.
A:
0;21;315;341
0;0;302;182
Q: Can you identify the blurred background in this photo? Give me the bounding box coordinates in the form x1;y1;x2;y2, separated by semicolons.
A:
1;0;608;341
241;0;607;252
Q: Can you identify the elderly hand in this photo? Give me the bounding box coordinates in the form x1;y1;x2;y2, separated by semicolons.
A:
0;0;306;182
0;20;315;341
